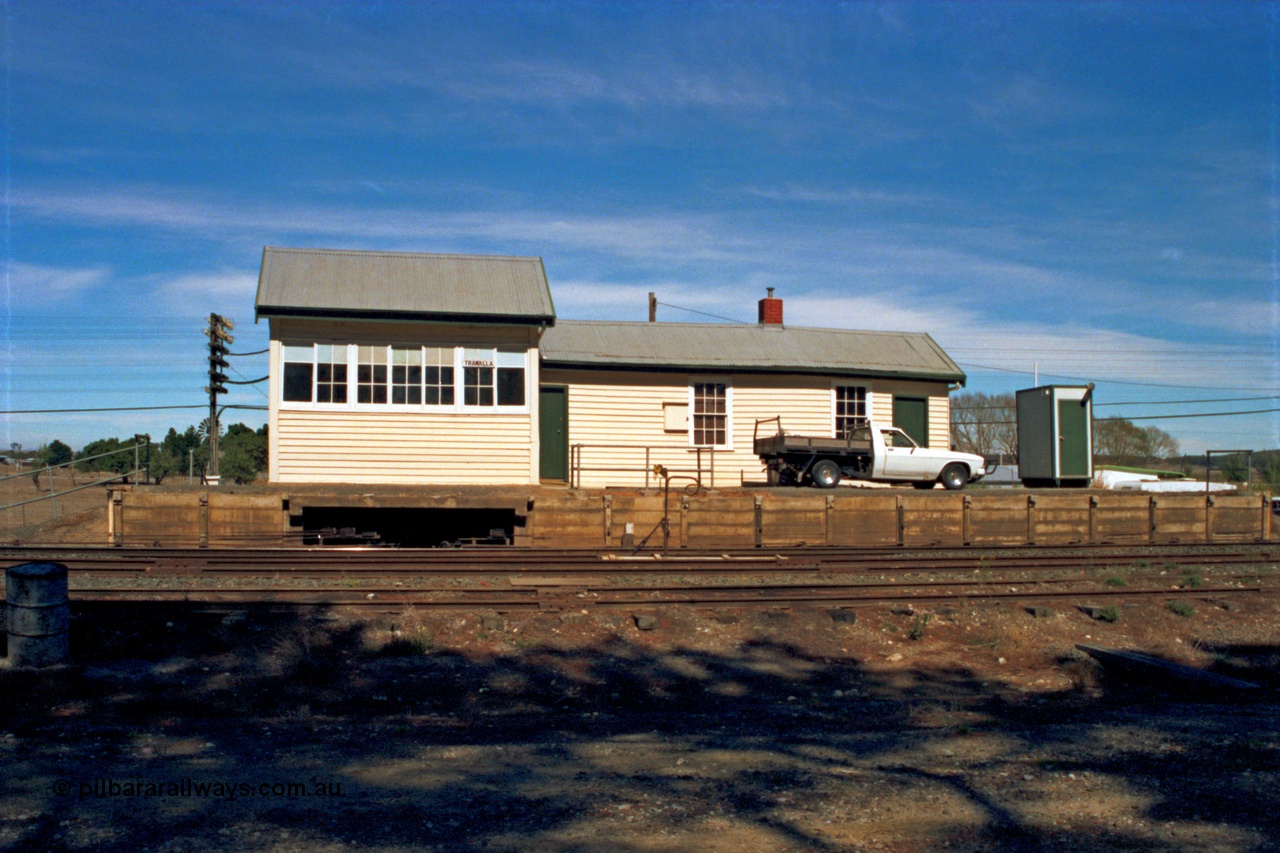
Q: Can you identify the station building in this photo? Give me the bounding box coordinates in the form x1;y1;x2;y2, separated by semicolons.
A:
254;247;966;488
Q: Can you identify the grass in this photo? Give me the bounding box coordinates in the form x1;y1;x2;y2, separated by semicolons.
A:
1095;606;1121;623
1181;573;1204;589
907;614;932;641
1105;576;1128;587
1167;601;1195;618
366;632;434;657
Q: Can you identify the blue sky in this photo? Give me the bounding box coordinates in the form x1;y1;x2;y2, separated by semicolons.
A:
3;1;1278;456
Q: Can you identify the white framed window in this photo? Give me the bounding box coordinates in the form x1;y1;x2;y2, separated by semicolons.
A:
834;384;869;438
421;347;454;405
356;346;388;404
279;343;527;412
391;346;423;405
690;380;731;448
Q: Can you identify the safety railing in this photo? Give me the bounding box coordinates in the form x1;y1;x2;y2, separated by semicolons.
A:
0;442;150;522
569;444;721;489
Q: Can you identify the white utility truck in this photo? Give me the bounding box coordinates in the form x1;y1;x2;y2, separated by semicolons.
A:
753;417;993;490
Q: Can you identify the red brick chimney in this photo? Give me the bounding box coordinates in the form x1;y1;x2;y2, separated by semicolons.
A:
758;287;783;325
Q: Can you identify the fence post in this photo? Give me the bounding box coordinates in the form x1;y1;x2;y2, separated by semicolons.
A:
680;495;690;548
603;495;613;547
753;494;763;548
199;493;210;548
896;496;905;547
825;494;835;546
1088;495;1099;544
1026;495;1037;545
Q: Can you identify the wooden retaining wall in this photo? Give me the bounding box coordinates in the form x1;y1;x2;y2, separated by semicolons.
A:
532;491;1272;549
111;487;1271;548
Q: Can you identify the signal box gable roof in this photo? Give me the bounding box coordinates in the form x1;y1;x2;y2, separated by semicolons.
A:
541;320;965;384
255;247;556;325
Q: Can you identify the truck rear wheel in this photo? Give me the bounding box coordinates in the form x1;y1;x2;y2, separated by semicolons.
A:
940;463;968;490
811;459;841;489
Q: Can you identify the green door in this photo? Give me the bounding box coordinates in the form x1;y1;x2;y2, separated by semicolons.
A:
892;397;929;447
539;386;569;481
1057;399;1090;478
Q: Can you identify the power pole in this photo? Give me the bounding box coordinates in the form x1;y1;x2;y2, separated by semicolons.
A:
204;313;234;483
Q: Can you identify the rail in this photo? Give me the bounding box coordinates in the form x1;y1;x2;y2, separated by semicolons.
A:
569;443;721;489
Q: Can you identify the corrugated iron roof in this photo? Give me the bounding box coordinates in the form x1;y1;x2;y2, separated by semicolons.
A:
255;247;556;324
540;320;965;383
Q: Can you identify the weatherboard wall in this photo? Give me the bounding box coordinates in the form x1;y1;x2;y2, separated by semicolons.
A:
542;368;953;489
267;318;541;485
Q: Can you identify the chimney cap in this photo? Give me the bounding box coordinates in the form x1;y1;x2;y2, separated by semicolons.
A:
766;287;775;297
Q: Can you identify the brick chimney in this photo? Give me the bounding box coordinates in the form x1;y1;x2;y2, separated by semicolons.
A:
758;287;783;326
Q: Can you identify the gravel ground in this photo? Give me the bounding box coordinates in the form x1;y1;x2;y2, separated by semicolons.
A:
2;593;1279;852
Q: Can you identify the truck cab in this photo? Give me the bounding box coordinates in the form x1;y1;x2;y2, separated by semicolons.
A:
756;418;993;490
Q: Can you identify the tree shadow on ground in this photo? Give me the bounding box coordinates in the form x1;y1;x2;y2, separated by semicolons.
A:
0;602;1277;852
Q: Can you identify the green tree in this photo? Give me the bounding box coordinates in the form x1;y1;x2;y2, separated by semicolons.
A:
76;438;133;474
149;426;205;483
1257;452;1280;490
1219;453;1248;484
218;423;268;484
38;440;73;467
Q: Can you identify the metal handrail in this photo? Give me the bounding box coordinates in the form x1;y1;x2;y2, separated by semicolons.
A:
0;443;147;486
0;442;149;518
569;443;720;489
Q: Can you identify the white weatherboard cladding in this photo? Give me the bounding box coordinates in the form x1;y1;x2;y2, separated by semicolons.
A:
274;410;532;485
873;381;953;450
267;318;541;485
545;370;836;488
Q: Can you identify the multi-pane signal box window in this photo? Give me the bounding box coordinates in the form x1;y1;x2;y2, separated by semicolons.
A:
282;344;527;410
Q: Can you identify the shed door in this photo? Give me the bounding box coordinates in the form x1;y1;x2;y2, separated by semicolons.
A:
1057;399;1090;478
539;386;569;481
892;397;929;448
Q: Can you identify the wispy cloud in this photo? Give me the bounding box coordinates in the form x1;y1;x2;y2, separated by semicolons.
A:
5;261;111;303
153;270;261;317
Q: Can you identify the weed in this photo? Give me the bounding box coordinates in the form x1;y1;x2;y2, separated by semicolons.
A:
1167;601;1195;618
1181;573;1204;589
367;631;433;657
1105;576;1128;587
907;614;932;641
1096;606;1121;623
882;623;900;634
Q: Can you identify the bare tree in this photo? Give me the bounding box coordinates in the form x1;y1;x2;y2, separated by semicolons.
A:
950;392;1017;459
1094;418;1180;468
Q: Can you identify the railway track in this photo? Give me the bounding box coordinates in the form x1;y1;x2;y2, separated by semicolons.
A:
3;541;1276;611
3;541;1278;573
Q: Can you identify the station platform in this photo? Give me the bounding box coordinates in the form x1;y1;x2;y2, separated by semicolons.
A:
105;482;1271;549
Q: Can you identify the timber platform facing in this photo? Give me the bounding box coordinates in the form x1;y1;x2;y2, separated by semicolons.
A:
103;485;1272;549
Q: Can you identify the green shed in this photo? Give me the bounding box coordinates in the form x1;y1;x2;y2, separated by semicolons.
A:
1016;384;1094;488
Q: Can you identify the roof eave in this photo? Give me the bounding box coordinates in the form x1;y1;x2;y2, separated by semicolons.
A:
255;306;556;327
540;358;964;383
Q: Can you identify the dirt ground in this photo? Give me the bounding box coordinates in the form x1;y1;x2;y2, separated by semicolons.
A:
0;463;113;546
3;489;1280;852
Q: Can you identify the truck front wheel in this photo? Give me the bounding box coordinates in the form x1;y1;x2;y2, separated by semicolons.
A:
940;463;969;491
811;460;842;489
